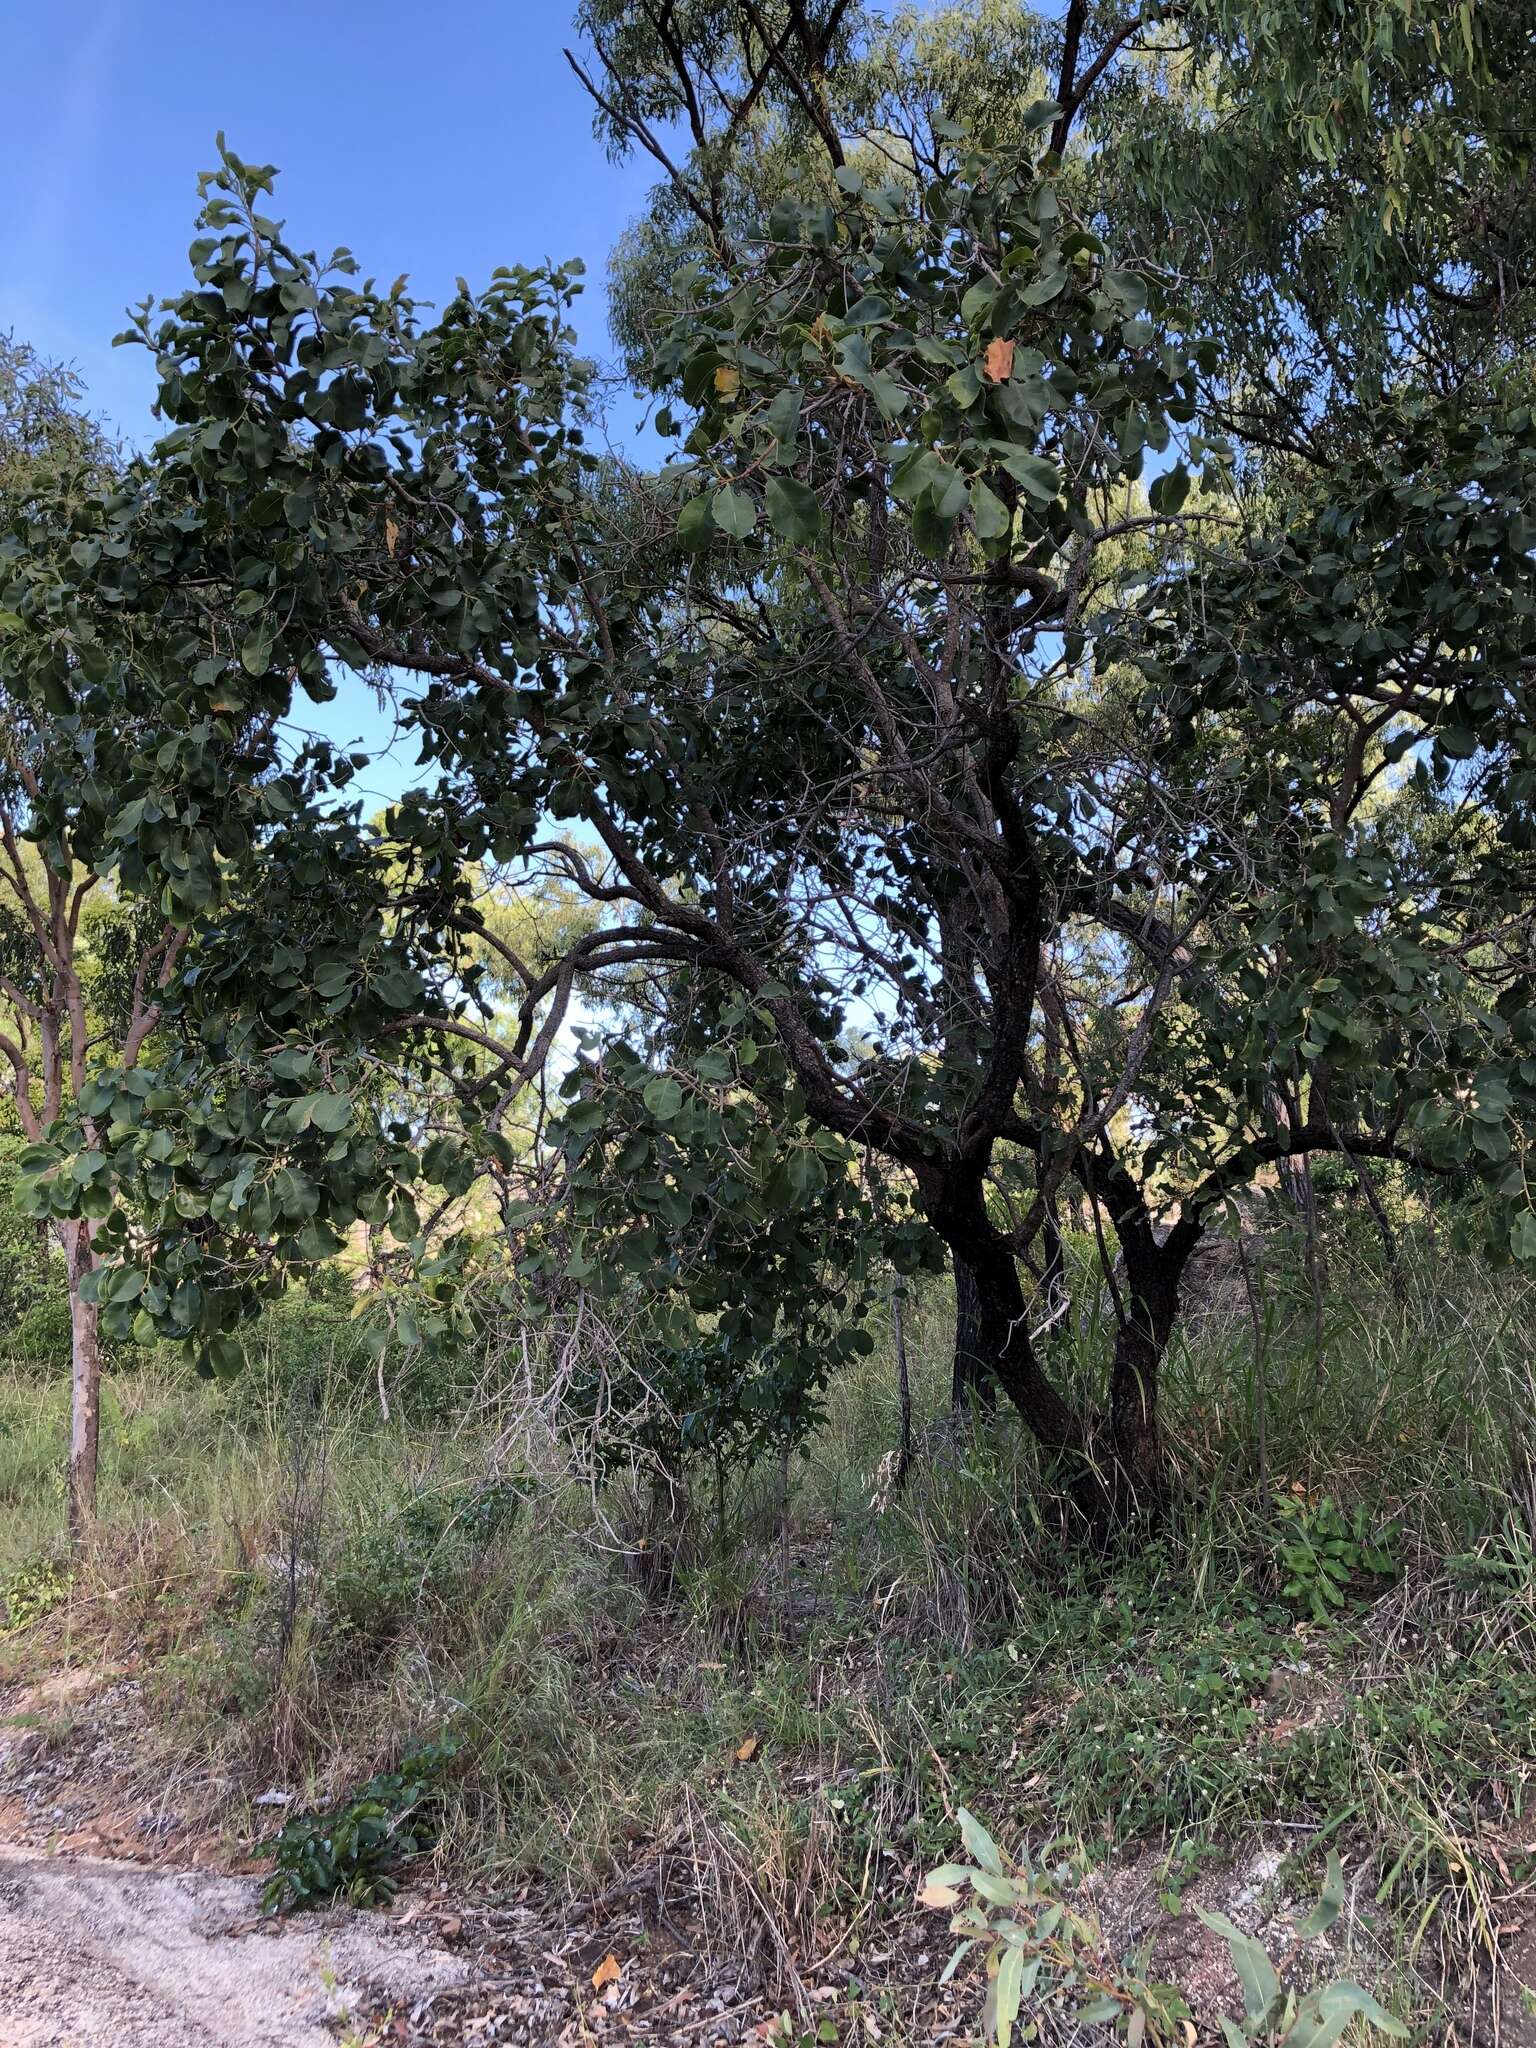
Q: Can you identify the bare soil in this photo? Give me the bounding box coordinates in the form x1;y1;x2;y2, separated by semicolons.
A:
0;1845;469;2047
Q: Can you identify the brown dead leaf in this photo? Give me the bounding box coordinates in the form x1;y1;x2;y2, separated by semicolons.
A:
735;1734;760;1763
714;364;741;399
982;337;1015;383
592;1953;622;1991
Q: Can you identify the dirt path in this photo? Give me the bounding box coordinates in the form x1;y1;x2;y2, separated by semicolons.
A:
0;1845;469;2047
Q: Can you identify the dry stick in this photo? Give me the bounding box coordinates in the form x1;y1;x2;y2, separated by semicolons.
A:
777;1438;792;1603
1237;1232;1270;1513
1279;1140;1327;1392
892;1280;914;1492
1325;1105;1405;1301
1301;1156;1328;1393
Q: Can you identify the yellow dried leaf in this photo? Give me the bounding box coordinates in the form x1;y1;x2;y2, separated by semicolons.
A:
735;1734;759;1762
982;338;1016;384
714;365;741;399
592;1953;622;1991
385;516;399;556
919;1880;961;1909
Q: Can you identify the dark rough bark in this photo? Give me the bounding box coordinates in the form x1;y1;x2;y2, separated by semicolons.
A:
64;1220;101;1545
1102;1212;1203;1521
950;1255;997;1414
966;1242;1084;1452
1105;1303;1175;1516
892;1284;914;1487
927;1178;1084;1456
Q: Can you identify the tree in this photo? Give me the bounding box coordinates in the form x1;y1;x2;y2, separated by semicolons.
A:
19;114;1528;1533
574;0;1536;1412
0;328;473;1528
0;340;192;1534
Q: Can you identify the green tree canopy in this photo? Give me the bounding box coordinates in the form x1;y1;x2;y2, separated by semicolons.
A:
11;108;1532;1522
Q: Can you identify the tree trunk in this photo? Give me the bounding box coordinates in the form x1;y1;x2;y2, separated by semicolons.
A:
950;1223;1083;1455
950;1255;996;1414
64;1221;101;1546
1100;1208;1206;1522
929;1182;1203;1538
1106;1314;1170;1520
892;1283;914;1488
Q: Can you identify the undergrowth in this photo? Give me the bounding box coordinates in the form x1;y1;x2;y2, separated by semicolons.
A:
1;1237;1533;2032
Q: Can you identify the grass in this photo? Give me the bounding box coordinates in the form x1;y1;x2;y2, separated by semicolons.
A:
2;1229;1534;2034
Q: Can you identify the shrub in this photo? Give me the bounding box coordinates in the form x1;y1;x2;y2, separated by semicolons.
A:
0;1557;69;1630
1272;1495;1397;1622
261;1736;460;1912
13;1291;73;1370
327;1477;525;1648
0;1140;68;1349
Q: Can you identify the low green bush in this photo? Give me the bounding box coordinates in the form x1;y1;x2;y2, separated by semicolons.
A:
13;1291;72;1370
261;1736;460;1912
327;1476;525;1647
0;1556;69;1630
1272;1494;1398;1621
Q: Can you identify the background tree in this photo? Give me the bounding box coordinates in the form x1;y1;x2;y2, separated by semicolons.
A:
0;324;474;1528
0;339;194;1534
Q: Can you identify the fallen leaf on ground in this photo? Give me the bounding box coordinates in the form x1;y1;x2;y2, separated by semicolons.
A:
592;1953;622;1991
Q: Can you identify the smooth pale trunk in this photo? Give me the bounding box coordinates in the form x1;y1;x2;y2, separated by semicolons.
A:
64;1220;101;1543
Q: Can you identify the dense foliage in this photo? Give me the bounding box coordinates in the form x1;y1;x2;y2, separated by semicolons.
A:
2;0;1533;1531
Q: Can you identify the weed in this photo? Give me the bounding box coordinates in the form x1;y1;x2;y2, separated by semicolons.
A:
262;1736;460;1912
927;1812;1408;2046
1272;1495;1397;1621
0;1556;68;1631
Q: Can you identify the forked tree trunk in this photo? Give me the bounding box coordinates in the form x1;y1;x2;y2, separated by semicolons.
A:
939;1194;1200;1535
63;1221;101;1545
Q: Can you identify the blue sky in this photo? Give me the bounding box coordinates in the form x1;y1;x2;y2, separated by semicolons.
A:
1;0;667;802
1;0;660;438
